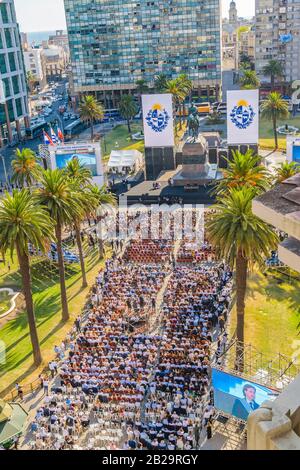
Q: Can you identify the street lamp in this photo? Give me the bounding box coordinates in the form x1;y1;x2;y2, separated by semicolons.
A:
0;154;9;190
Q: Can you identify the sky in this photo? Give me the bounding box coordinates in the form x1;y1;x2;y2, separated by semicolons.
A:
14;0;255;33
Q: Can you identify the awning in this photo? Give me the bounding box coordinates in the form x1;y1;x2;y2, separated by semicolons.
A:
0;402;28;446
108;150;143;170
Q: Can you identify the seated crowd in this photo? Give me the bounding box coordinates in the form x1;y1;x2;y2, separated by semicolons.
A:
27;213;232;451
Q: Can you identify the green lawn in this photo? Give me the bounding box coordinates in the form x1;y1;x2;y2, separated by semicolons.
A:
259;115;300;151
0;291;13;315
229;269;300;362
101;123;144;160
0;245;110;397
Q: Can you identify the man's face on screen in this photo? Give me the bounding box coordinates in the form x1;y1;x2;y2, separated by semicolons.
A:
245;387;256;401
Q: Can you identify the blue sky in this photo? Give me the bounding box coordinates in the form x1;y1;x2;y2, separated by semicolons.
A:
14;0;255;33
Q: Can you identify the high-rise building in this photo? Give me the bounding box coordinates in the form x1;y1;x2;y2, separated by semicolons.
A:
0;0;29;145
64;0;222;108
255;0;300;83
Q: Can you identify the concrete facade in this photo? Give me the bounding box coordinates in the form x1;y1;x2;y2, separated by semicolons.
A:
248;374;300;450
252;174;300;273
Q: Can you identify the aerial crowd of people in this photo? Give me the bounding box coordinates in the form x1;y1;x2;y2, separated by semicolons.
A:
23;209;232;450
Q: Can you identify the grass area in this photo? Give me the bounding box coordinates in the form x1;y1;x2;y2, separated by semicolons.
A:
259;115;300;151
0;291;14;315
229;269;300;361
101;123;144;160
0;245;110;397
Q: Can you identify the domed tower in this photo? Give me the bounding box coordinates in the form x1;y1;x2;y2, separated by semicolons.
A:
229;0;238;25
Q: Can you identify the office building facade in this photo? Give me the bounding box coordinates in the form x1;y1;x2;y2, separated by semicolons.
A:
255;0;300;83
0;0;29;144
64;0;222;107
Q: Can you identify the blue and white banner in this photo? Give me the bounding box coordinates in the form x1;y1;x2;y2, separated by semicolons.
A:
142;94;175;148
227;90;259;145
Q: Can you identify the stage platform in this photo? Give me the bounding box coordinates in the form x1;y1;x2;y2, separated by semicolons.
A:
121;180;217;205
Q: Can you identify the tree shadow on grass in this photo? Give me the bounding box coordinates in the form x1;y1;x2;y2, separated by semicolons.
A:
245;269;300;334
1;293;61;356
0;362;38;398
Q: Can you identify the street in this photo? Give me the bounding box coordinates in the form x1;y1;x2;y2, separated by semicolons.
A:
0;79;74;183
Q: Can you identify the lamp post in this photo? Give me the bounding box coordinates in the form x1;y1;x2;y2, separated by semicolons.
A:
0;154;9;190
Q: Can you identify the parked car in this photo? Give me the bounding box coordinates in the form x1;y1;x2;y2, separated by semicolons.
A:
217;103;227;115
197;102;211;115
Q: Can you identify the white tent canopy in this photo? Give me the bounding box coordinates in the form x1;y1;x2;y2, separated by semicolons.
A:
108;150;143;172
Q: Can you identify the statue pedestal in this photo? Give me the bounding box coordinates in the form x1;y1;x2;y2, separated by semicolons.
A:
173;135;219;187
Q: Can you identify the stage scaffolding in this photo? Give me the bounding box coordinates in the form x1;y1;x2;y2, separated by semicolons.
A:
214;339;300;391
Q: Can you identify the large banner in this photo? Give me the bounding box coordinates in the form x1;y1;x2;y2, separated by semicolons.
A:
227;89;259;145
212;369;279;421
142;94;175;148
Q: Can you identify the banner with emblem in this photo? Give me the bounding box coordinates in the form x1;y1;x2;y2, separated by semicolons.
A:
227;90;259;145
142;94;175;147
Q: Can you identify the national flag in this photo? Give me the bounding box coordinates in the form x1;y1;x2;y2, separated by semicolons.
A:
50;127;59;144
57;127;64;142
43;130;54;146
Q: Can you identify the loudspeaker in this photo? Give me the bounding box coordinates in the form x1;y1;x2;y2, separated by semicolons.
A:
218;149;228;169
144;146;176;180
209;148;218;164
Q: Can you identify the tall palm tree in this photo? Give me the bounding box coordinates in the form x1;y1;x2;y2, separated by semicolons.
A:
154;73;168;92
79;95;104;140
215;150;271;196
207;187;278;371
88;185;116;259
37;169;81;321
64;158;95;288
176;74;193;126
240;70;260;90
261;92;289;149
11;148;41;188
135;79;148;106
119;94;138;134
0;189;54;365
263;60;284;90
165;79;186;130
64;157;92;187
276;161;300;183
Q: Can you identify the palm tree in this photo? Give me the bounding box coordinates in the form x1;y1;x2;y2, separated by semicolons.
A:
276;161;300;183
37;169;81;321
88;185;116;259
165;79;186;130
177;74;193;96
11;148;41;188
79;95;104;140
119;94;138;134
0;189;54;365
207;187;278;371
176;74;193;126
261;92;289;149
64;157;92;187
64;158;95;288
154;73;168;92
135;79;148;106
239;70;260;90
215;150;270;196
26;71;37;93
263;60;284;90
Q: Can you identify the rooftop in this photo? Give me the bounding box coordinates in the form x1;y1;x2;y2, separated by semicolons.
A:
256;174;300;217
